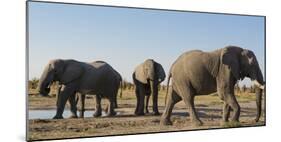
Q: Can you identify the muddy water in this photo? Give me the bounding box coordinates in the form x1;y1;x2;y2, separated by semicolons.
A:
28;110;120;119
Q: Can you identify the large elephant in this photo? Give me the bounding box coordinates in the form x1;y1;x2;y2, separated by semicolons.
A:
132;59;166;115
38;59;122;119
161;46;264;126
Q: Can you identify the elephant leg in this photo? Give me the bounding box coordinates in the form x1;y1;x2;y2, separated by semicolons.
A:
53;84;76;119
152;86;160;115
56;90;61;107
113;86;119;109
183;94;202;126
222;102;231;122
160;90;181;125
78;94;85;118
134;85;140;115
56;85;62;107
113;94;118;109
179;85;203;126
93;95;102;117
136;85;145;116
68;93;78;118
218;89;232;122
106;97;117;116
224;93;240;122
145;95;150;114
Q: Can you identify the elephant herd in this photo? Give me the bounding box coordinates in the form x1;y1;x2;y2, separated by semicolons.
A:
38;46;265;126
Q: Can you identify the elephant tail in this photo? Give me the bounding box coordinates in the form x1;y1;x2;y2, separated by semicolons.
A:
165;72;172;106
119;80;123;98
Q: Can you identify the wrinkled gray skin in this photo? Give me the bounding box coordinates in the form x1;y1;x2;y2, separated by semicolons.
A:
132;59;166;115
38;59;122;119
75;70;122;118
161;46;264;126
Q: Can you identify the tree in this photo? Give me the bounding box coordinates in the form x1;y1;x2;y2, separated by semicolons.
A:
30;77;39;89
234;84;240;94
241;85;246;93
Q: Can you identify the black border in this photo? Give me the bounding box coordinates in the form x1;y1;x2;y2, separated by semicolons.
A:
26;0;266;141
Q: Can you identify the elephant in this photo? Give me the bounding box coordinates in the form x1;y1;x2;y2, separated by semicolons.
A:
75;69;122;118
132;59;166;115
38;59;122;119
160;46;265;126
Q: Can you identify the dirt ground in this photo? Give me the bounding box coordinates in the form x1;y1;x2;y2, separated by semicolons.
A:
27;89;265;141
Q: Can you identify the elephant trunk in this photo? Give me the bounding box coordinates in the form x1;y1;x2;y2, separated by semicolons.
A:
150;80;159;114
252;67;264;122
38;68;54;97
150;80;155;98
255;88;262;122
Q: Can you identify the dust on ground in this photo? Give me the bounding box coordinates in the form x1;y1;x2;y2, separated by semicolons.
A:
27;89;265;141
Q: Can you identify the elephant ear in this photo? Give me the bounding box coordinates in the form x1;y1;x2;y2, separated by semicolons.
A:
155;62;166;82
135;63;148;84
221;47;241;80
60;62;84;84
135;59;154;84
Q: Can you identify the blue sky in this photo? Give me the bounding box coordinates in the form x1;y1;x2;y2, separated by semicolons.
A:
28;2;265;87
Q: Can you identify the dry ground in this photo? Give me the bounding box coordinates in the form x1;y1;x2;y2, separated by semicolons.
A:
27;89;265;141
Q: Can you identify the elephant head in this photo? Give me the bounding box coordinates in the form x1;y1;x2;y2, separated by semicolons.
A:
135;59;166;84
222;46;265;122
38;59;84;97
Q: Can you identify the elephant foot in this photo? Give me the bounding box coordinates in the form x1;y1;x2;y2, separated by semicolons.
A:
230;120;240;126
78;112;84;118
230;118;240;123
114;104;118;109
221;120;241;127
192;119;203;126
152;111;160;116
53;115;63;119
105;111;117;117
93;111;102;117
160;118;173;126
135;111;145;116
145;109;149;114
222;118;229;122
68;115;78;119
220;120;228;126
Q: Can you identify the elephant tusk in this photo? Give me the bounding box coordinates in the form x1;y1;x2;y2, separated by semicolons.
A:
253;80;264;90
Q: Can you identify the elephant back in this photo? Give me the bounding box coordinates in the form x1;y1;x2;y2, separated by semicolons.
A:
91;61;107;68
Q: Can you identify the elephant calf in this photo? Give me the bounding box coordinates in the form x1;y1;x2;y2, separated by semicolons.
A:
161;46;264;126
133;59;166;115
38;59;122;119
